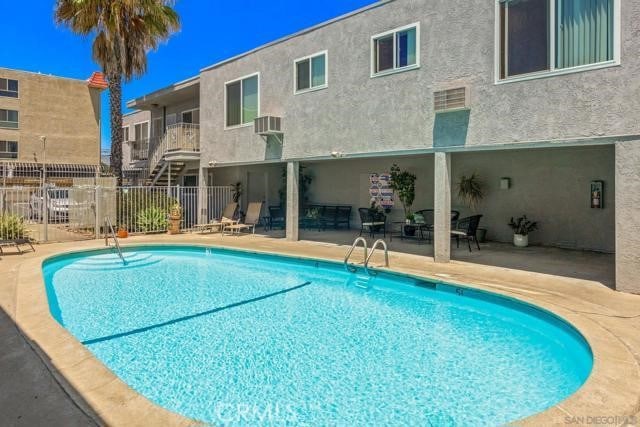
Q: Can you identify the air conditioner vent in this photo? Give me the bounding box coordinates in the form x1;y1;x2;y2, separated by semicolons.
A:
434;87;468;113
254;116;282;135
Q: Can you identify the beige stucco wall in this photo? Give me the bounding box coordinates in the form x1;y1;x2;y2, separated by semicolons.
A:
615;141;640;294
0;68;101;165
122;110;151;167
211;144;615;252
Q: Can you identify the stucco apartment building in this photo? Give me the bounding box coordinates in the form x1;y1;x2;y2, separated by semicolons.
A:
127;0;640;293
0;67;104;184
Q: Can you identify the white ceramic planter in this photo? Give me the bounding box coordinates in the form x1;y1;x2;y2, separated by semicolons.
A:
513;234;528;247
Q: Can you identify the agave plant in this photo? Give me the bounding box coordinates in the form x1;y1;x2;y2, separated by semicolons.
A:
137;207;169;233
508;216;538;236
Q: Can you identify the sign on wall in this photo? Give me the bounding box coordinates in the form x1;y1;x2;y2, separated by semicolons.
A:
369;173;394;209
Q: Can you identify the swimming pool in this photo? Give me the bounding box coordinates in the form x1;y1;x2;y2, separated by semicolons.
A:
43;245;592;425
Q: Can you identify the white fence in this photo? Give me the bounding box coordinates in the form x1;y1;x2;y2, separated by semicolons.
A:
0;185;233;243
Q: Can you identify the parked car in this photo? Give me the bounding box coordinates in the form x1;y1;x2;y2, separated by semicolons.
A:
30;189;70;222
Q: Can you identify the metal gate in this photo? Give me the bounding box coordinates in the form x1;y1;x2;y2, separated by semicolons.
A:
0;185;233;243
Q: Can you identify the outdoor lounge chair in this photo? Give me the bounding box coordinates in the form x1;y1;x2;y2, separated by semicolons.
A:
192;202;238;233
223;202;263;235
358;208;386;238
451;214;483;252
0;238;35;254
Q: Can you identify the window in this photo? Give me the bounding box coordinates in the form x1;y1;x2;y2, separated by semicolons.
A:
181;109;200;124
0;78;18;98
226;74;259;128
0;140;18;159
0;109;18;128
371;23;419;76
134;122;149;141
499;0;617;80
295;51;327;93
122;126;129;142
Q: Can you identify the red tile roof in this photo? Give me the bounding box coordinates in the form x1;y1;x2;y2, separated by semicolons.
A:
87;72;108;89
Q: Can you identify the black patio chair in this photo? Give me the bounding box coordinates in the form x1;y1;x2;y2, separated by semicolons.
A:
0;238;35;254
267;206;285;230
358;208;386;238
451;214;483;252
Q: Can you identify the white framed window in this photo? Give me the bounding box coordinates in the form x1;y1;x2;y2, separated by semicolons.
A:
0;109;18;129
134;121;149;141
225;73;259;129
181;108;200;125
122;126;130;143
0;140;18;159
0;78;18;98
496;0;620;83
371;22;420;77
294;51;327;94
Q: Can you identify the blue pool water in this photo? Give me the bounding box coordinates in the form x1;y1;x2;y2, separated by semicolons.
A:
43;245;592;426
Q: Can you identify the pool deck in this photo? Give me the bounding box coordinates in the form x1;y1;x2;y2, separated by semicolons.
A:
1;233;639;426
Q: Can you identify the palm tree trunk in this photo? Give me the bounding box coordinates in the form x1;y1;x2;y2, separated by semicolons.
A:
108;72;123;186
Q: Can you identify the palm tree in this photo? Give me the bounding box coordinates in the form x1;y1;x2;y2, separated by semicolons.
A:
55;0;180;185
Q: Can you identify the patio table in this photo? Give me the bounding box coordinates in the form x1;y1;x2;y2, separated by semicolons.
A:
391;221;432;243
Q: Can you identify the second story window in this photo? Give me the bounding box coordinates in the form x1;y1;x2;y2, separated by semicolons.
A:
123;126;130;142
499;0;617;81
295;51;327;93
0;78;18;98
0;140;18;159
134;122;149;141
371;23;419;76
181;109;200;124
0;109;18;129
226;74;259;128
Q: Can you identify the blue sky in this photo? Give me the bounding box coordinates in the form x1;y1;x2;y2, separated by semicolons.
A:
0;0;376;151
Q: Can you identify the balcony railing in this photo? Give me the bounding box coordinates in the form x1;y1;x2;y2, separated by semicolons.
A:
148;123;200;174
130;138;149;161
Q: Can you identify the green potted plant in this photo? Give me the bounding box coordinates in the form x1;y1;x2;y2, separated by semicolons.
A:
457;173;487;242
389;164;417;236
508;215;538;247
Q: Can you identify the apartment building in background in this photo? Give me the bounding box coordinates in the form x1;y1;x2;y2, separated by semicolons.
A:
0;67;105;185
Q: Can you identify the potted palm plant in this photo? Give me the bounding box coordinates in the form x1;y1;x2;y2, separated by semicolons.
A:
457;173;487;241
508;215;538;247
390;164;417;236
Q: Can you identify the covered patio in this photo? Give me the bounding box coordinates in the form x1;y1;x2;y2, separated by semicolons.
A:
208;143;616;289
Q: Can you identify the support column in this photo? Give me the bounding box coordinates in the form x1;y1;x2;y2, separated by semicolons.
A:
615;141;640;294
434;152;452;263
286;161;299;241
197;167;208;224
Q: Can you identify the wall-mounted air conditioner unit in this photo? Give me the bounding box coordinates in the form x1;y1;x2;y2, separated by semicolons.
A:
434;87;469;113
254;116;282;135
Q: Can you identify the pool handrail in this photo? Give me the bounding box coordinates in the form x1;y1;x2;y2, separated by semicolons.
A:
104;217;126;265
365;239;389;275
344;237;368;273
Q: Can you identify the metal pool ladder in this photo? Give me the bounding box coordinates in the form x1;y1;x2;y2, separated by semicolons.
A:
104;217;126;265
364;239;389;276
344;237;368;273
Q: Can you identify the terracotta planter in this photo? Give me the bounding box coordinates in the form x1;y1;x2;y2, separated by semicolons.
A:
117;229;128;238
168;217;181;235
513;234;528;247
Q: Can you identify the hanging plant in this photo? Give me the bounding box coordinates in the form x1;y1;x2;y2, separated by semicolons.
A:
457;173;484;211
